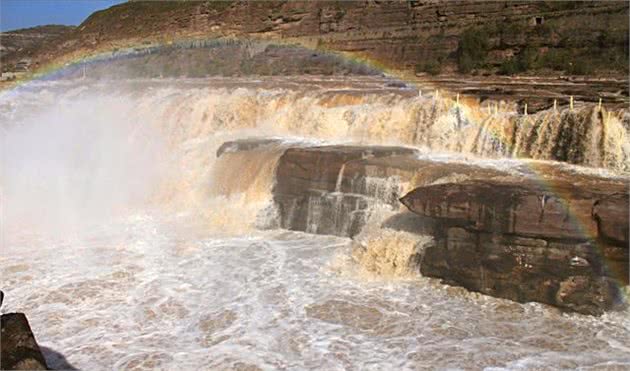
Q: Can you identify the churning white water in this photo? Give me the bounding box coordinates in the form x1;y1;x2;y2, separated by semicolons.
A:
1;77;629;370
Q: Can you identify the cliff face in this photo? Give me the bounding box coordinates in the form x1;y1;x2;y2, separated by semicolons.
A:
0;25;74;72
13;1;630;78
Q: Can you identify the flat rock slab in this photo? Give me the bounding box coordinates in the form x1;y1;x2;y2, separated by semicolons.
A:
274;145;419;194
400;179;628;245
1;313;48;370
216;138;287;157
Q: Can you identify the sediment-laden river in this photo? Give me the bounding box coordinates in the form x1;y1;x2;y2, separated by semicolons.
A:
2;77;629;370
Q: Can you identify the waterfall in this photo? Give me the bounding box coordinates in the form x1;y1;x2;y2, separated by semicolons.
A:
2;77;628;238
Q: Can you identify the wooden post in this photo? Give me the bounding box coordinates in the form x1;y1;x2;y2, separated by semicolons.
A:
524;103;528;116
435;89;439;100
456;93;460;106
598;98;602;111
495;104;498;115
553;99;557;111
570;96;574;110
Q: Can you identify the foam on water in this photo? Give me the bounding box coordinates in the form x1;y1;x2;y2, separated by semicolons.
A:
3;217;630;370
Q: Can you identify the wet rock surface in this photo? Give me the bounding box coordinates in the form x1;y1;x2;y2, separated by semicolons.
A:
592;192;630;245
270;144;516;237
218;139;439;237
400;180;627;241
219;138;629;314
216;138;286;158
1;313;48;370
401;179;629;315
413;75;630;112
272;145;418;236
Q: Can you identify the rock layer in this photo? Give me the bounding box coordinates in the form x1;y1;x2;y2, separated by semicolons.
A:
22;1;630;77
219;138;510;237
273;145;417;236
270;143;512;236
400;180;629;315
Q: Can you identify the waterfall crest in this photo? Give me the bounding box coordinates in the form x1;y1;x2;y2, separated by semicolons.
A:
2;78;628;238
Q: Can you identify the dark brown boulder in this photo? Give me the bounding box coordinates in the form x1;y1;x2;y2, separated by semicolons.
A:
401;179;629;314
274;145;418;195
419;227;626;315
1;313;48;370
555;276;621;315
270;143;512;237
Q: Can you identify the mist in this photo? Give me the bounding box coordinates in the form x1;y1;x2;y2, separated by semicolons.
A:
1;88;168;238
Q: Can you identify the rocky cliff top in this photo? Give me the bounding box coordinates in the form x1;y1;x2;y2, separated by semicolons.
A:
5;1;627;74
2;1;628;106
0;25;74;72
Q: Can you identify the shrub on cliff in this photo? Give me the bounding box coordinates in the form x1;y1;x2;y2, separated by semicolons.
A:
415;59;442;75
498;47;536;75
457;28;489;73
498;59;519;75
538;48;570;71
567;60;593;75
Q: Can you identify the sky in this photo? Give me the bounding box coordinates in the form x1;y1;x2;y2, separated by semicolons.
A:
0;0;126;32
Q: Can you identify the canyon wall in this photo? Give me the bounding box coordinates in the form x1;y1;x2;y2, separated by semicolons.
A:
6;1;628;78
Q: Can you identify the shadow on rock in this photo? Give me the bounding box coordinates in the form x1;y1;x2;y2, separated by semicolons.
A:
40;346;78;370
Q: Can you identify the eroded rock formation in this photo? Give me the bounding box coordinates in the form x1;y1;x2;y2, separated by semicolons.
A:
2;2;628;108
400;180;629;315
1;313;48;370
273;145;416;236
3;2;627;82
218;138;629;314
